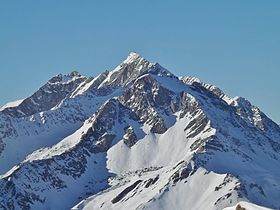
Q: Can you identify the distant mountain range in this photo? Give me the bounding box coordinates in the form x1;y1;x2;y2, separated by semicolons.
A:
0;52;279;210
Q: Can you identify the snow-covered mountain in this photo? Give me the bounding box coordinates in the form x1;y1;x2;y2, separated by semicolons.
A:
0;52;279;210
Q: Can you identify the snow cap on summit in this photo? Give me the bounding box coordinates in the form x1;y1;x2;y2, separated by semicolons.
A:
123;52;144;64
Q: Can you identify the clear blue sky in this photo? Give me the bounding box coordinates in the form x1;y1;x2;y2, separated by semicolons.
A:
0;0;279;123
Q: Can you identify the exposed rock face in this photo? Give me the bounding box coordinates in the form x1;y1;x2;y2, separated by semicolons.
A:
0;53;279;210
111;180;143;204
150;116;167;134
3;72;86;117
106;52;152;86
123;127;137;148
180;76;229;102
232;97;265;130
119;75;174;134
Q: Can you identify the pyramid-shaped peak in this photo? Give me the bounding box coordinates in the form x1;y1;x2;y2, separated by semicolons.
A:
123;52;147;64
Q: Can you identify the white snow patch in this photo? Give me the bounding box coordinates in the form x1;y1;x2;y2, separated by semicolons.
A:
0;99;24;111
223;201;272;210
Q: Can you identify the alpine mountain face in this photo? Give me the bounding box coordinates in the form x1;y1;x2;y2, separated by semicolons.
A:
0;52;279;210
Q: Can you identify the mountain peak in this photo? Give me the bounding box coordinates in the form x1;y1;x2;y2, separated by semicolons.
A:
48;71;84;85
96;52;153;88
2;71;86;117
123;52;144;64
96;52;177;88
1;52;279;210
68;70;81;78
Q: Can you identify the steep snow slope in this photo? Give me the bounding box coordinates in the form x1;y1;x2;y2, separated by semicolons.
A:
0;53;279;210
73;168;240;210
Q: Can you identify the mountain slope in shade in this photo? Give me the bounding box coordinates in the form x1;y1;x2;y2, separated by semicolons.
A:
0;53;279;210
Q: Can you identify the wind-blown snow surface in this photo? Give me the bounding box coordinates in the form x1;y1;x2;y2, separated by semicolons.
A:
0;53;279;210
223;201;272;210
0;99;24;111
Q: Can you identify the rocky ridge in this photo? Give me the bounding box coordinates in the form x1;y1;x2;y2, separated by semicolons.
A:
0;53;279;210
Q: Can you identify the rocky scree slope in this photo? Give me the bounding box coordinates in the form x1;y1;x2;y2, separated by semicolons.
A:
0;52;279;210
